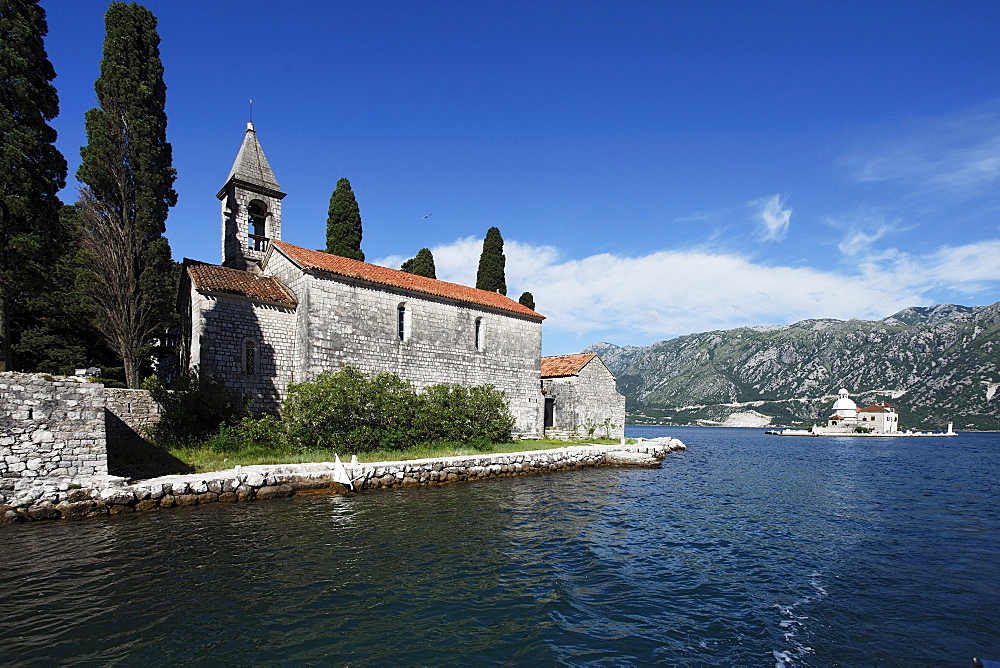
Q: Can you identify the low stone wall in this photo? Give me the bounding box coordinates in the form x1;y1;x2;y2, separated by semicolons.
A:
103;388;161;441
1;373;108;502
0;439;685;524
1;373;166;505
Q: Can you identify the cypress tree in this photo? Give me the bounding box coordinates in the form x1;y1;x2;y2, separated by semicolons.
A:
518;291;535;311
76;1;176;388
11;204;116;375
0;0;67;372
326;177;364;261
400;248;436;279
476;226;507;295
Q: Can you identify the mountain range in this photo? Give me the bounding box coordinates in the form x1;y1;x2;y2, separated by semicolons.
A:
586;302;1000;430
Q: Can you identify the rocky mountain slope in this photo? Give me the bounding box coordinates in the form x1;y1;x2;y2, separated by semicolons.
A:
587;302;1000;430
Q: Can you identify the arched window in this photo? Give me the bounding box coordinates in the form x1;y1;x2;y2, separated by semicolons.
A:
474;317;484;352
243;338;257;376
248;200;268;251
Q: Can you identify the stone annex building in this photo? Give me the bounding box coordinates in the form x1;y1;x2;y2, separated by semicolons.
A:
179;123;556;434
541;353;626;439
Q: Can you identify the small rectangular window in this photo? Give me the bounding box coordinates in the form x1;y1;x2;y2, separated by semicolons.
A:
244;339;256;375
398;305;407;341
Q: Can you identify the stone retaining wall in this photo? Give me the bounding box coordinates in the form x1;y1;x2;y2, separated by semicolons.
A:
0;439;685;524
1;373;108;502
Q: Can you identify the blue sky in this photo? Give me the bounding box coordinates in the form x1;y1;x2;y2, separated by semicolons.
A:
41;0;1000;355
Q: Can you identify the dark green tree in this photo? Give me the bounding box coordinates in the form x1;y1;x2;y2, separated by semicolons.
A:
10;204;115;375
518;291;535;311
476;226;506;295
325;177;364;261
400;247;436;278
76;1;177;388
0;0;67;371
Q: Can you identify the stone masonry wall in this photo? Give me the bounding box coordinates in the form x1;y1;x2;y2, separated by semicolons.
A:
292;262;544;436
220;186;283;269
103;388;162;441
543;359;626;439
189;284;298;413
1;373;108;502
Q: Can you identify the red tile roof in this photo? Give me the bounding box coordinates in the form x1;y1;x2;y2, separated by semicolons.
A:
186;261;297;305
858;404;895;413
270;240;544;319
541;353;596;377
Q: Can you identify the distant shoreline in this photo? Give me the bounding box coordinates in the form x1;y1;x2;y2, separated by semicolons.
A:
627;423;995;432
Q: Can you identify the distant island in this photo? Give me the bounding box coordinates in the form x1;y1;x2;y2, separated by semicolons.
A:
590;302;1000;431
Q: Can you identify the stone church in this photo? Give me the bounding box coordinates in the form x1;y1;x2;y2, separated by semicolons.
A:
179;123;546;435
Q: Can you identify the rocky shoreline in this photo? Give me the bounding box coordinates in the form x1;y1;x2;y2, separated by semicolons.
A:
1;438;685;525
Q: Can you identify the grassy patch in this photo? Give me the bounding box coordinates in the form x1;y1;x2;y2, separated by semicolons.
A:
161;437;635;475
165;445;335;473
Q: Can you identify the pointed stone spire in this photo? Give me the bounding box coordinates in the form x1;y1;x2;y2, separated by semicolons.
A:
226;122;281;191
218;122;286;271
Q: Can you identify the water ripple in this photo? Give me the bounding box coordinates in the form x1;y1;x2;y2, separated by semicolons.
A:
2;429;1000;665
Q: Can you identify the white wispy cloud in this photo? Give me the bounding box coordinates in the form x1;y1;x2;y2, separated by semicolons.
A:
375;236;1000;349
826;209;901;257
856;240;1000;297
853;100;1000;198
750;194;792;241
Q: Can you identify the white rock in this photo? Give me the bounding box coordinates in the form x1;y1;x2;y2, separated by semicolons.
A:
244;472;265;488
31;430;54;444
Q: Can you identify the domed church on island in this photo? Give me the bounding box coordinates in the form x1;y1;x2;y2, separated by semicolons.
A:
819;389;899;434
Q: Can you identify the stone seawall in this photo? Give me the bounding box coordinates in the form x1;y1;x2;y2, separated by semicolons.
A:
0;439;685;524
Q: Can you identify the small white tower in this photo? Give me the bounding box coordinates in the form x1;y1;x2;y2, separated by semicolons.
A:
217;122;286;272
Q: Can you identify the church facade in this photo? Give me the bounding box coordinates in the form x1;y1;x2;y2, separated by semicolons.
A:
179;123;545;435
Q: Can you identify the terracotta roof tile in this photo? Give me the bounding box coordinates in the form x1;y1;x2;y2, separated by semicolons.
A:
858;404;895;413
541;353;596;377
270;240;543;319
186;260;296;305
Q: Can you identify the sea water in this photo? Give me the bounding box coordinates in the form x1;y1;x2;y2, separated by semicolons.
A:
1;426;998;665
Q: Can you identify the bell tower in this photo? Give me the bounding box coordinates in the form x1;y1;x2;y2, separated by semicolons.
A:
217;122;286;271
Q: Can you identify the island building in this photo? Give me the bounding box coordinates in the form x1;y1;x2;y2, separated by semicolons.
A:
540;353;626;439
179;123;545;435
815;389;899;435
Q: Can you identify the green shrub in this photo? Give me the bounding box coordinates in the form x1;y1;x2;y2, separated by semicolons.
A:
233;414;286;449
415;383;514;444
143;368;250;445
283;367;419;452
202;426;240;452
281;367;515;452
